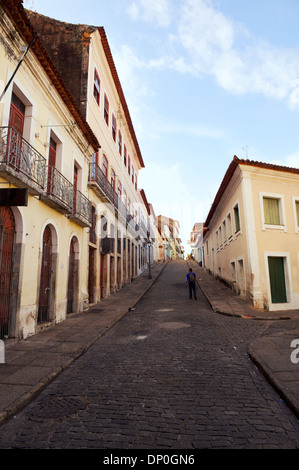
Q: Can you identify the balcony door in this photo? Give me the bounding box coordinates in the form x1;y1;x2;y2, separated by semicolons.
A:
9;93;25;135
47;138;56;195
8;93;25;169
73;165;78;213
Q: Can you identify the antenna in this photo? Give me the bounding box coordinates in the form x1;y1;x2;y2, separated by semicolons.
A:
242;145;249;158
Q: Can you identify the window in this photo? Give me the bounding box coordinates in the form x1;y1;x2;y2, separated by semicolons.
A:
234;204;241;233
132;166;134;184
112;114;116;142
104;94;109;125
124;145;127;167
118;180;122;198
296;201;299;227
111;169;115;190
118;131;122;155
223;220;227;243
103;155;108;179
227;213;232;240
231;261;236;283
135;173;137;191
93;69;100;105
263;197;280;225
128;155;131;175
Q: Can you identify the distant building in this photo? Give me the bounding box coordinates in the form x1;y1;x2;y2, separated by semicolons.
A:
188;223;204;264
203;156;299;312
157;215;183;260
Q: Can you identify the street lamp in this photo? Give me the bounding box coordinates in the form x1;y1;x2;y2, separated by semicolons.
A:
148;239;152;279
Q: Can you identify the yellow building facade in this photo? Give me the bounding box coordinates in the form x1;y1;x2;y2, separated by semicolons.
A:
0;0;101;339
203;156;299;312
27;12;152;303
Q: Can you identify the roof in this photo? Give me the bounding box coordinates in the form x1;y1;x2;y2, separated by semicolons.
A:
1;0;100;151
139;189;150;215
205;155;299;227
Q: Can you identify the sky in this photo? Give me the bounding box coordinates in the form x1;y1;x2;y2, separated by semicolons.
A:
24;0;299;252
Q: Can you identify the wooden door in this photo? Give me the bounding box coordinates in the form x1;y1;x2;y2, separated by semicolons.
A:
67;238;76;314
73;165;78;213
268;257;287;304
38;226;52;323
88;247;95;304
47;138;56;195
8;93;25;168
0;207;15;338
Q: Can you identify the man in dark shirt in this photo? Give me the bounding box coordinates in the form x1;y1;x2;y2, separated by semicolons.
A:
186;268;197;300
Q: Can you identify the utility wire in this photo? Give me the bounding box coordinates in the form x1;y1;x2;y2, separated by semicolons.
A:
0;33;37;103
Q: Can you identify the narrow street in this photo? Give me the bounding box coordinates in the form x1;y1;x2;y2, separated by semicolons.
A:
0;261;299;449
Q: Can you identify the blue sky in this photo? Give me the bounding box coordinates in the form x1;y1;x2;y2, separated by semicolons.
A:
24;0;299;251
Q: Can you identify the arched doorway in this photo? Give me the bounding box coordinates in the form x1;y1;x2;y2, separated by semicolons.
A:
0;207;15;338
67;236;79;314
38;225;52;324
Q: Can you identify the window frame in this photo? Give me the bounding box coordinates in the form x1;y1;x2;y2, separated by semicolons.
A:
112;113;117;142
93;68;101;106
104;93;109;126
292;197;299;233
260;192;286;232
118;131;122;156
102;155;108;179
233;203;241;234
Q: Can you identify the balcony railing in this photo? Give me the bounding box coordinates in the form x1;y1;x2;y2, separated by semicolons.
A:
0;126;46;194
69;189;92;227
41;166;73;214
89;162;116;204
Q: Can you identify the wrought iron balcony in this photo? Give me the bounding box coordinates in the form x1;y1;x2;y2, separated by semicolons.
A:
89;162;116;205
68;189;92;227
0;126;46;195
41;166;73;214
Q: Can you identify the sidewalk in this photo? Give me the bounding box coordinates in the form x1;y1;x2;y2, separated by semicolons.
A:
188;260;299;419
0;262;167;426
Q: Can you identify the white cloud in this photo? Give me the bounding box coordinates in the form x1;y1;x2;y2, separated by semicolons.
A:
138;160;209;249
175;0;299;103
127;0;172;27
268;152;299;169
125;0;299;107
285;152;299;169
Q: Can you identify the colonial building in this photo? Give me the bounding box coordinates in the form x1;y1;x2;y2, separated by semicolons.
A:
27;10;151;302
0;0;99;339
203;156;299;312
0;1;155;340
157;215;183;260
188;223;204;264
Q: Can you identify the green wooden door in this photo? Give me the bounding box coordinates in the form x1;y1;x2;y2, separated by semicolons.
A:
268;257;287;304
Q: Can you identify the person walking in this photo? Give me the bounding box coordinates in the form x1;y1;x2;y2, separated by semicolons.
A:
186;268;197;300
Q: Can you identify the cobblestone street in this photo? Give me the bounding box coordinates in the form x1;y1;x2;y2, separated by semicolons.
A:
0;261;299;449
